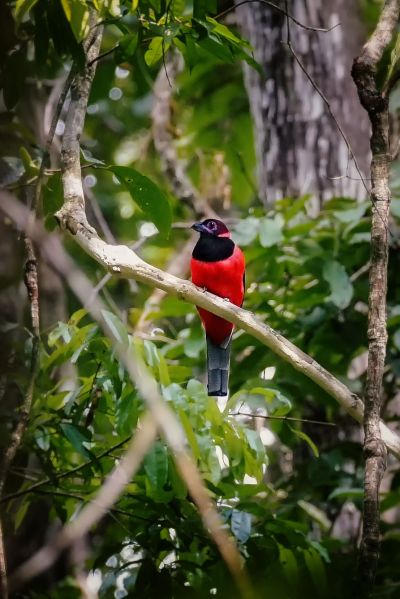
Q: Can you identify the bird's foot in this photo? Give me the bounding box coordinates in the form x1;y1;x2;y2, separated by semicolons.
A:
202;287;208;293
223;297;231;303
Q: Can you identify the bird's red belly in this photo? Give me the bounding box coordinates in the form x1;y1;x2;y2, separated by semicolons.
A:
191;249;244;345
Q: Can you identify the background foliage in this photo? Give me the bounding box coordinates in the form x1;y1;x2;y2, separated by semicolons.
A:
1;0;400;597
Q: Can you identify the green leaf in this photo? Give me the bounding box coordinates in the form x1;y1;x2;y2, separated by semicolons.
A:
231;509;252;543
232;217;259;246
193;0;217;19
109;166;171;236
385;32;400;87
60;0;90;42
289;426;319;457
144;441;168;490
60;423;92;457
115;32;139;63
328;487;364;501
116;389;138;435
145;37;169;68
304;547;327;594
322;260;353;309
15;0;39;26
101;309;129;346
259;215;284;247
297;500;331;532
278;545;299;587
333;201;368;223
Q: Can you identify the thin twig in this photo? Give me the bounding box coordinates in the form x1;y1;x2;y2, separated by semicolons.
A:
0;435;132;505
218;0;340;33
230;410;336;427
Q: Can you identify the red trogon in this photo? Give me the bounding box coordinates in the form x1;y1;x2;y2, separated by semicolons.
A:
190;219;245;396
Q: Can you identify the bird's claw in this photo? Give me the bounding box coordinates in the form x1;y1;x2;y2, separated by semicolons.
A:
223;297;231;303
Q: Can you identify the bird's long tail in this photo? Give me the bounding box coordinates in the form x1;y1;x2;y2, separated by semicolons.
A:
206;335;231;396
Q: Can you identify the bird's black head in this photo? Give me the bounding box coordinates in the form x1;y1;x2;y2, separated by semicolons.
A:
191;219;231;238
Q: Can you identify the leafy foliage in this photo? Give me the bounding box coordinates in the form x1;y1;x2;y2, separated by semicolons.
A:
2;1;400;598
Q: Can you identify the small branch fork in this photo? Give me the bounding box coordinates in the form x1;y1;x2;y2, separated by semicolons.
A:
351;0;400;590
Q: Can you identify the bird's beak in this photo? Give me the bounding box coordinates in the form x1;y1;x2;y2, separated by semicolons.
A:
191;222;206;233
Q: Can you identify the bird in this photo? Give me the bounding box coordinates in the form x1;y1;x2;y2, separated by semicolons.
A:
190;218;245;397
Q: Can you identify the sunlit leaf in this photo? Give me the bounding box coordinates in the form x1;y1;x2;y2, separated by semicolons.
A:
109;166;171;236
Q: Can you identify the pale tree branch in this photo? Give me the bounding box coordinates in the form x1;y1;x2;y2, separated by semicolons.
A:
351;0;400;589
2;191;400;461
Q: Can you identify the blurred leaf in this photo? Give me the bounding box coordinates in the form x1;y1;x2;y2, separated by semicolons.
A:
60;0;90;41
144;441;168;490
60;423;92;457
101;309;129;346
304;547;327;594
322;260;353;309
259;215;284;247
115;32;139;63
15;0;39;25
289;426;319;457
145;37;169;67
109;166;171;236
231;509;252;543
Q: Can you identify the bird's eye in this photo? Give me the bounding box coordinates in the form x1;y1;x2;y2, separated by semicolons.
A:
209;221;216;229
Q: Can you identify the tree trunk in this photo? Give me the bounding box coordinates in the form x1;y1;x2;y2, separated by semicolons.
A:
235;0;370;207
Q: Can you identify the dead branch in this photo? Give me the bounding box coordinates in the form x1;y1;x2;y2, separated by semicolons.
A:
351;0;400;589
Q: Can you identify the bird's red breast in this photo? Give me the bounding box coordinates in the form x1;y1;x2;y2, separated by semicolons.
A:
191;246;245;345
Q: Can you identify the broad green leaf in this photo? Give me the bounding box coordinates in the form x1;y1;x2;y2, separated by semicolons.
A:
193;0;217;19
231;509;252;543
144;441;168;490
145;37;168;68
328;487;364;501
109;166;171;236
15;0;39;26
322;260;353;309
289;425;319;457
60;423;92;457
116;390;138;435
278;545;299;587
333;201;368;223
115;32;139;63
259;215;284;247
304;547;327;594
232;217;259;246
60;0;90;42
297;500;330;531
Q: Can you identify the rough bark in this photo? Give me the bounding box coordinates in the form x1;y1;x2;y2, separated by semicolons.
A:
351;0;400;589
235;0;370;206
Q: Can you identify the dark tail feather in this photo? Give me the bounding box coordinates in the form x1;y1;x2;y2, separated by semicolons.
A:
206;335;231;396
